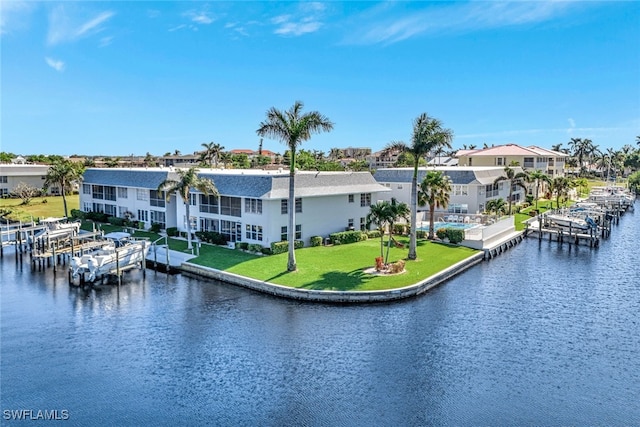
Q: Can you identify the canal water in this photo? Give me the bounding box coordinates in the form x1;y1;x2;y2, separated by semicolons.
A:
1;205;639;426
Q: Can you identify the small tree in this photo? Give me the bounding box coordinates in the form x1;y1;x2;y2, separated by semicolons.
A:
12;182;41;205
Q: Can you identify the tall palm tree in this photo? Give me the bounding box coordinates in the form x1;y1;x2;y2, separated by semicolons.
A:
157;167;218;250
200;142;216;167
256;101;333;271
385;113;453;260
527;169;550;210
417;170;452;240
43;160;85;218
367;201;393;260
569;137;589;176
493;166;529;215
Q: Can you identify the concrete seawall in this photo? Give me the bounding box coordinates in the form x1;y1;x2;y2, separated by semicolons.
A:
179;251;485;303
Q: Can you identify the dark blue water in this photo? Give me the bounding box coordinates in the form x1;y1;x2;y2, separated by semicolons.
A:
2;205;639;426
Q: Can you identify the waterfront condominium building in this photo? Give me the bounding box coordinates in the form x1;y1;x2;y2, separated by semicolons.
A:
79;168;390;248
373;166;527;215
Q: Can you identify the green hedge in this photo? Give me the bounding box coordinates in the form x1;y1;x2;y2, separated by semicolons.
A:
270;240;304;255
195;231;227;245
436;227;465;244
416;229;427;239
166;227;178;237
366;230;381;239
70;209;85;220
329;230;366;245
235;242;249;250
247;243;263;253
310;236;323;247
107;216;125;226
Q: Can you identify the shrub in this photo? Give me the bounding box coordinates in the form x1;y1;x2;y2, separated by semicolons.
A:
270;240;304;255
248;243;263;253
393;224;406;235
150;223;162;233
166;227;178;237
416;229;427;239
261;247;272;255
85;211;109;223
195;231;227;245
445;228;465;244
436;228;448;240
108;216;125;226
366;230;381;239
235;242;249;250
329;230;365;245
70;209;85;220
310;236;323;247
389;259;406;274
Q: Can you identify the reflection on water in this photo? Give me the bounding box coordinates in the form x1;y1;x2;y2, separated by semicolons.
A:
1;205;639;425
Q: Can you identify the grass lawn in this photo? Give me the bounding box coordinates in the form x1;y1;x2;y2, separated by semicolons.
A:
0;195;79;222
190;238;478;291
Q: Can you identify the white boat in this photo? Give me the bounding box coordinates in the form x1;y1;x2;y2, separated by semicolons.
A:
545;213;597;232
34;217;81;239
70;232;151;283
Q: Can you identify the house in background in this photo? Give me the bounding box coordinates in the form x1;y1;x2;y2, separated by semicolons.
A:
79;168;389;248
373;166;525;216
0;164;56;197
456;144;567;177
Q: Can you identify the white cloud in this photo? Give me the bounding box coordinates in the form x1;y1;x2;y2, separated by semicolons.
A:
47;6;115;46
1;1;36;35
270;4;325;37
347;1;588;45
183;8;215;25
45;57;65;72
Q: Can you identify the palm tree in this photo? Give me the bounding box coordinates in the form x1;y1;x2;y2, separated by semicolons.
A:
549;176;571;209
157;167;218;250
493;166;529;215
569;137;589;176
485;198;507;216
200;142;225;168
385;113;453;260
417;170;452;240
527;169;550;210
43;160;84;218
256;101;333;271
367;201;393;260
384;198;410;264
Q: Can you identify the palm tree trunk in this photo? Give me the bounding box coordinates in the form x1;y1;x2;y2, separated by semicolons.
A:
287;152;297;272
428;205;436;240
61;187;68;218
185;202;193;249
408;164;418;260
385;227;392;264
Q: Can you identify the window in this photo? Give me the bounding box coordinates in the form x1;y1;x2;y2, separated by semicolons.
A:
468;158;473;166
0;188;8;196
136;189;149;201
523;157;534;168
360;193;371;207
221;220;241;242
150;210;166;229
82;184;91;194
397;184;403;189
104;186;116;201
118;206;128;217
150;190;165;207
200;218;219;232
199;194;219;214
295;198;302;213
348;218;354;230
190;194;197;206
245;224;263;241
0;176;7;183
453;185;468;196
496;157;505;166
360;217;367;231
104;204;116;216
485;183;499;198
245;198;263;214
348;194;354;203
137;209;148;223
447;204;468;214
92;185;104;199
220;196;242;217
83;202;92;212
548;158;554;166
117;187;128;198
281;199;288;215
92;202;104;213
280;225;301;241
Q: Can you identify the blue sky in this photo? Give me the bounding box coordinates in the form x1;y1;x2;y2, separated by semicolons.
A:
2;1;639;157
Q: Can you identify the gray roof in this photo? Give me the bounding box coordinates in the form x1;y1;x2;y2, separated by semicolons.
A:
374;168;499;185
83;168;389;199
83;169;174;189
